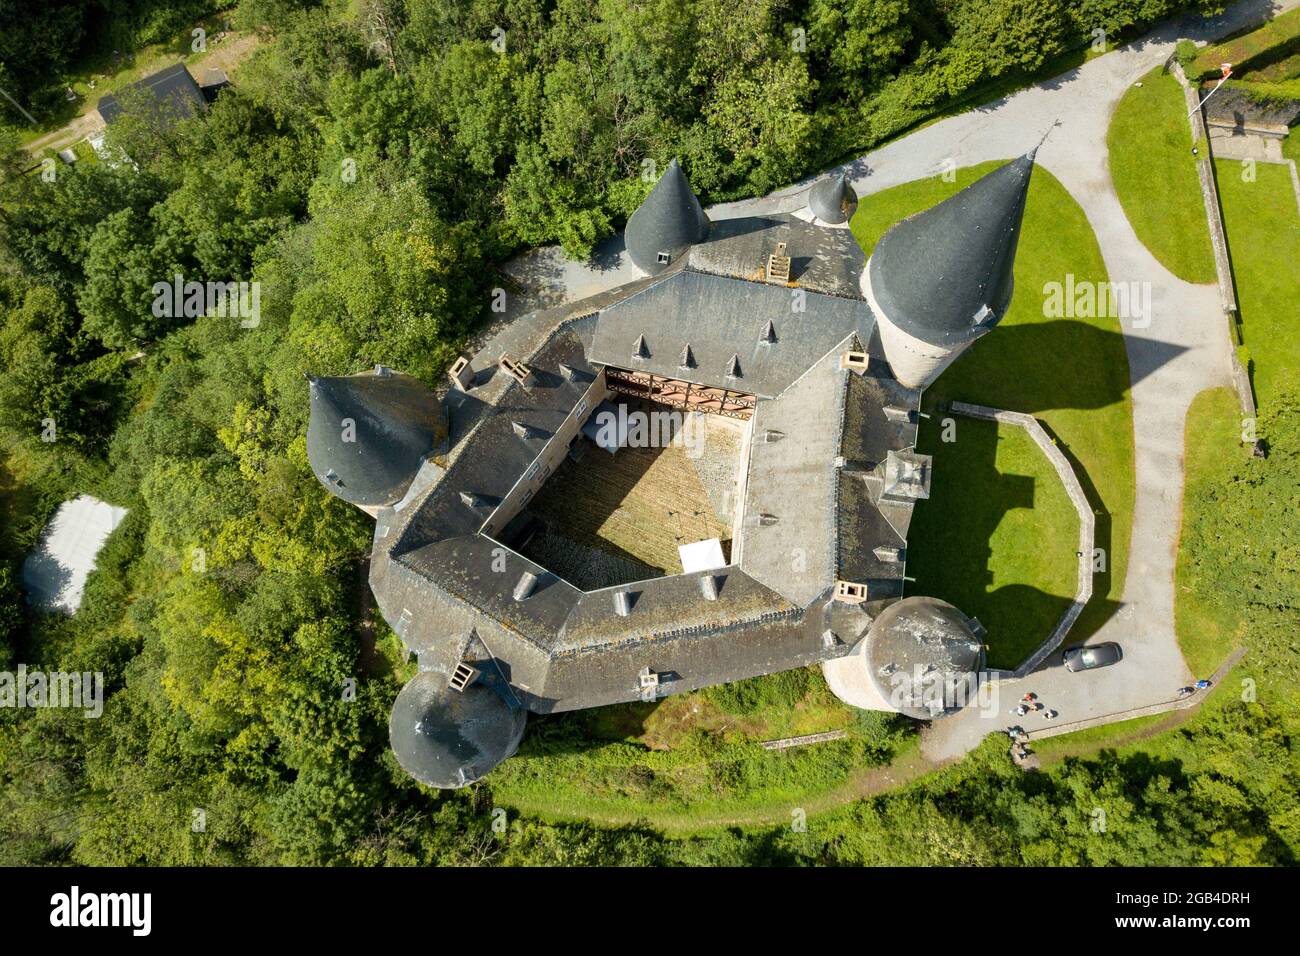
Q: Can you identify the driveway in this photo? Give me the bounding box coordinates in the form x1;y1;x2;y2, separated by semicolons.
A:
487;0;1294;760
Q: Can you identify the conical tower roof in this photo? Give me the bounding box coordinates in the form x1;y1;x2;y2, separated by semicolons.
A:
808;171;858;224
625;158;710;275
867;154;1035;347
306;367;444;508
389;669;526;789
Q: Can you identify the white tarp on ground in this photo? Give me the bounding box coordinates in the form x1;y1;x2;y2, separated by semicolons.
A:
678;538;726;574
21;495;128;614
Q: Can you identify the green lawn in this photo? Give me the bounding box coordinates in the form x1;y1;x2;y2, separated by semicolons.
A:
852;162;1134;669
1107;67;1217;283
908;417;1078;669
1215;159;1300;408
1191;7;1300;80
486;667;911;833
1174;387;1247;677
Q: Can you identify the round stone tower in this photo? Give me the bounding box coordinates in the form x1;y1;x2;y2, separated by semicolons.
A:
823;596;985;720
863;153;1036;390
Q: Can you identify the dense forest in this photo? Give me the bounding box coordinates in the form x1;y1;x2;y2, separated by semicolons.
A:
2;0;1296;866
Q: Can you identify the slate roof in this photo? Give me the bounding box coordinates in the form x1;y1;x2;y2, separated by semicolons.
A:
836;342;921;588
96;63;206;126
589;270;871;398
624;158;711;275
738;344;849;605
808;171;859;224
388;665;527;789
868;154;1035;347
687;213;866;299
306;367;447;508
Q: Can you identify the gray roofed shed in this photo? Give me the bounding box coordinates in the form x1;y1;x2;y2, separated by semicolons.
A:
96;63;206;126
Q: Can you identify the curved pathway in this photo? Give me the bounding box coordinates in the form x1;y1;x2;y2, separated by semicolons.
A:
489;0;1296;764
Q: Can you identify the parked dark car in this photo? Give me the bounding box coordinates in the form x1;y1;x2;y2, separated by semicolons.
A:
1063;642;1123;672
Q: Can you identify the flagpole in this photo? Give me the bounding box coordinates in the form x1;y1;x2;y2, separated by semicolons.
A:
1189;64;1233;118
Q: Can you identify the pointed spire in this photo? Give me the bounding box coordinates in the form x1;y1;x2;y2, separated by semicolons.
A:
306;368;443;508
633;333;650;359
868;154;1035;349
761;318;777;344
679;344;696;369
726;354;741;378
808;171;858;225
624;158;710;276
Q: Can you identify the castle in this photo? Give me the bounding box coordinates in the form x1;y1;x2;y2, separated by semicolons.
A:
306;154;1037;788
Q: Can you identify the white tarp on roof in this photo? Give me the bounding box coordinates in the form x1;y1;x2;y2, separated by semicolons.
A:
21;495;128;614
678;538;726;574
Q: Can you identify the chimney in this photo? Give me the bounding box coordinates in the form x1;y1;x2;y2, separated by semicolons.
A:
766;241;791;284
448;660;481;692
448;355;474;391
840;350;870;374
498;354;534;387
834;580;867;604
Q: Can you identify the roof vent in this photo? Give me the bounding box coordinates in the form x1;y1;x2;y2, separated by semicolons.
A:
613;591;632;617
972;303;994;327
324;468;342;487
699;575;719;601
558;363;581;382
758;513;779;527
499;354;534;386
448;661;481;692
834;581;868;604
373;364;392;376
873;546;906;563
725;354;742;379
822;630;842;648
762;429;784;443
883;405;913;423
633;334;650;359
766;241;791;284
511;420;534;440
679;344;696;369
459;490;489;510
761;319;777;344
513;570;539;602
448;355;474;391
